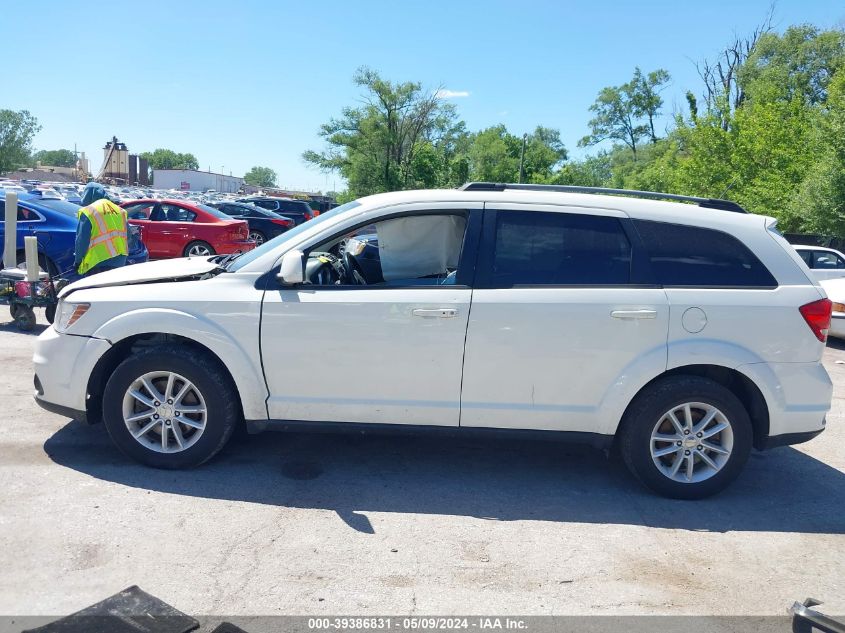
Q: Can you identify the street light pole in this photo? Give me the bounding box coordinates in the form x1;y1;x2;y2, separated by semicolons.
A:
518;133;527;183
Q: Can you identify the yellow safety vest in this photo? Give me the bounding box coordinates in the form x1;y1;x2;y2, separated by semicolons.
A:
77;199;129;274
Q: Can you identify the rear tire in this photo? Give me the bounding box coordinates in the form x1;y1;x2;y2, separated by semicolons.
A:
248;230;266;245
618;376;752;499
101;345;239;469
183;241;215;258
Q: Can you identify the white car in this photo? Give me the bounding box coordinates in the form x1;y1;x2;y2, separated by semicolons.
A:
819;277;845;339
33;183;833;499
794;245;845;281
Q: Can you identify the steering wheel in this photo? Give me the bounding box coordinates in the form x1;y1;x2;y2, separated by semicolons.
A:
342;247;368;285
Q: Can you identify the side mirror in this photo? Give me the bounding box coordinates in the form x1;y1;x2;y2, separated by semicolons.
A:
276;250;305;285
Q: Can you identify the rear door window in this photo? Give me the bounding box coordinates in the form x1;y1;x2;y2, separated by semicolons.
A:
812;250;845;269
484;210;632;287
634;220;777;288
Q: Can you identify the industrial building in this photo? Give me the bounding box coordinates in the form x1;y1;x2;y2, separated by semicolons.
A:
152;169;244;193
97;137;150;185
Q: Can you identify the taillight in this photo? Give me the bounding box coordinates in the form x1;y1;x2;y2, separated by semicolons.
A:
271;218;292;227
799;298;832;342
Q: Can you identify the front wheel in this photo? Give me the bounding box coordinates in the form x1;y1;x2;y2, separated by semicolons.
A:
101;345;239;468
618;376;752;499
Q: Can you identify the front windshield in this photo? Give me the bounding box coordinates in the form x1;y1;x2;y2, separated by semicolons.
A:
227;200;360;272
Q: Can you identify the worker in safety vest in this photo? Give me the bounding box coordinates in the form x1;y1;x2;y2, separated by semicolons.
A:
74;183;129;276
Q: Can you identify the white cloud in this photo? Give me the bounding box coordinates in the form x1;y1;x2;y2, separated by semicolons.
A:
435;89;470;99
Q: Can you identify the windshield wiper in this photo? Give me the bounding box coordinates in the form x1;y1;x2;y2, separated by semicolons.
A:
214;252;244;270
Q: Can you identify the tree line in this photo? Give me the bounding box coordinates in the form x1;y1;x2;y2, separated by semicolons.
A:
305;21;845;235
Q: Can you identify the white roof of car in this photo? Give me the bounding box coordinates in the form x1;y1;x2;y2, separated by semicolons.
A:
794;245;843;254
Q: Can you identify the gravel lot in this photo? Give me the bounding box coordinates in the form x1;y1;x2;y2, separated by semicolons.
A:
1;311;843;620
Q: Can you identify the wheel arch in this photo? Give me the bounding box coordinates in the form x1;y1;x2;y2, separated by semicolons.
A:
85;332;253;426
617;364;770;450
84;309;268;424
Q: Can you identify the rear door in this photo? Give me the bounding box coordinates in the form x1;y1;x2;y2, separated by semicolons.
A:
160;203;197;256
460;204;669;433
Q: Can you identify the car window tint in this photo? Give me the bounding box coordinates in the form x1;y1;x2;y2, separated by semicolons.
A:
634;220;777;287
797;249;813;267
17;206;41;221
124;203;153;220
813;251;845;269
162;204;196;222
490;211;631;286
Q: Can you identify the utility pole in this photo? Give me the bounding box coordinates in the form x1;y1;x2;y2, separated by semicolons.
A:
518;133;527;183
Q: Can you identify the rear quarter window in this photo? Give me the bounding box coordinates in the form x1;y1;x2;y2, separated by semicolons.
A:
634;220;777;288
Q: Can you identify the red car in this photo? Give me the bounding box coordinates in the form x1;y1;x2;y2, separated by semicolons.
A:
122;199;256;258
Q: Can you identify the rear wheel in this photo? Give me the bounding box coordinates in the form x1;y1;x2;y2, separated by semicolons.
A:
183;241;215;258
101;345;239;468
248;230;266;245
618;376;752;499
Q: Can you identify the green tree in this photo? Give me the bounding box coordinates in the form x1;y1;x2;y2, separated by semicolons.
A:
461;124;566;183
139;148;199;171
244;166;277;187
33;148;76;167
632;67;671;143
579;80;648;160
740;25;845;105
0;109;40;174
787;69;845;234
303;67;464;196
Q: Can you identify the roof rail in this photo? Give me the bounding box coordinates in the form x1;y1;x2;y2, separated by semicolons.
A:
458;182;747;214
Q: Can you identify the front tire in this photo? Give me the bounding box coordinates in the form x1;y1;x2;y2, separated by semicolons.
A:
618;376;752;499
102;345;239;468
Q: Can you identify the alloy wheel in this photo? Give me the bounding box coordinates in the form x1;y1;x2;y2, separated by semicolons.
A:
122;371;208;453
248;231;265;245
188;244;212;257
650;402;734;483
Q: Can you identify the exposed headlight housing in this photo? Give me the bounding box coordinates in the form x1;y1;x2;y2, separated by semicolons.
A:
54;300;90;333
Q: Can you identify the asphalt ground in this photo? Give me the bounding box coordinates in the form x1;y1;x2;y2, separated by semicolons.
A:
1;310;843;624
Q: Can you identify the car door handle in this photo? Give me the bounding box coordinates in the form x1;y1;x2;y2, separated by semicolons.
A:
610;309;658;320
413;308;458;318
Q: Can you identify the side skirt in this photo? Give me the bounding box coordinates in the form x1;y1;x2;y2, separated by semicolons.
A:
245;418;613;450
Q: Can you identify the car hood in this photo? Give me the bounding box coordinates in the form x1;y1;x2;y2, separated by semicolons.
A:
59;257;219;298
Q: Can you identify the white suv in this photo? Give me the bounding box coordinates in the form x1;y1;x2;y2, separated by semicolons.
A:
33;183;833;499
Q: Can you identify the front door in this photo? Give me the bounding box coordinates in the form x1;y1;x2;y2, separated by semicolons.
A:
260;207;482;426
460;204;669;434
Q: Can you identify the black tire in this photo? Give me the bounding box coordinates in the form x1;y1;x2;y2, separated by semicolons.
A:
248;230;266;245
101;344;239;469
618;376;753;499
182;241;215;258
45;303;56;324
14;306;36;332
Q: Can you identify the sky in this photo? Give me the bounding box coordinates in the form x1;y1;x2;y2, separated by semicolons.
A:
3;0;844;192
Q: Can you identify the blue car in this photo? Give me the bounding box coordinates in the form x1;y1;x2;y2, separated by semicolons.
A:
0;192;148;281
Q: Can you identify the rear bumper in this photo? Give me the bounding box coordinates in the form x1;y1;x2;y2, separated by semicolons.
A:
737;360;831;442
215;239;256;254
